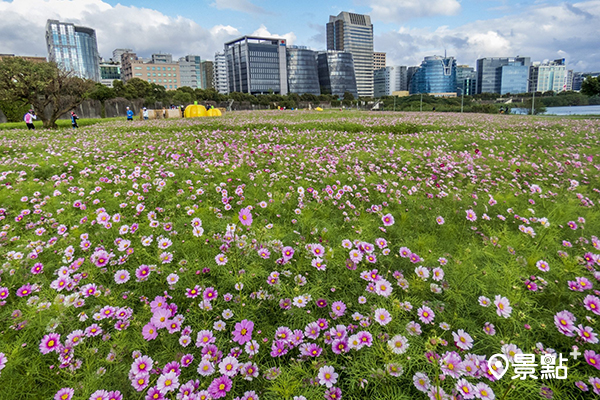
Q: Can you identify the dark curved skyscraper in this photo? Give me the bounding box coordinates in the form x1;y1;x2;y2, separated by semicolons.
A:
287;46;320;96
45;19;100;82
317;51;357;98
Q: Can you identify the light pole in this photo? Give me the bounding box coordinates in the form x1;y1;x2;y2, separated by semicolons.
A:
527;78;535;115
457;87;464;113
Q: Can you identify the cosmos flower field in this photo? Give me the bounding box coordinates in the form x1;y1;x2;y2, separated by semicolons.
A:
0;110;599;400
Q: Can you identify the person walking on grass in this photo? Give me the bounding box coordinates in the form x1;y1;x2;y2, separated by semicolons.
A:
143;107;149;120
24;109;36;130
70;111;79;129
126;107;134;121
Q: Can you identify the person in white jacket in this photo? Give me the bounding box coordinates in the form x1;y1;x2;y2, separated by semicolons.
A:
24;110;37;130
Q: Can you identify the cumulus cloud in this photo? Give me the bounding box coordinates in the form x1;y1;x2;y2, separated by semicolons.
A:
0;0;241;60
377;1;600;71
369;0;461;22
251;24;297;45
210;0;271;15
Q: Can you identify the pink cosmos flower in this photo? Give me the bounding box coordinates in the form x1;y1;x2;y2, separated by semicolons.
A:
417;306;435;324
452;329;474;351
374;308;392;326
40;333;61;354
239;208;253;226
388;335;409;354
207;375;232;399
232;319;254;345
317;365;338;388
54;388;74;400
583;295;600;315
381;213;395;226
585;350;600;370
494;295;512;318
465;209;477;222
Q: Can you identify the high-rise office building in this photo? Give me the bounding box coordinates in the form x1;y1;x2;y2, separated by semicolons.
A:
317;50;357;98
213;52;229;94
530;59;568;93
327;12;374;97
286;46;320;96
112;48;132;62
201;61;214;90
224;36;288;95
410;55;457;96
572;72;586;91
456;65;477;96
476;57;530;94
179;55;202;89
373;52;386;70
500;61;529;94
121;51;179;89
373;66;408;97
45;19;100;81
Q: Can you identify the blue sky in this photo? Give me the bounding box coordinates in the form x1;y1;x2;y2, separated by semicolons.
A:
1;0;599;70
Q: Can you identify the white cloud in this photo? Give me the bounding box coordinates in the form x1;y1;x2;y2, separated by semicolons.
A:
0;0;241;60
210;0;270;15
377;1;600;71
251;24;297;45
369;0;461;22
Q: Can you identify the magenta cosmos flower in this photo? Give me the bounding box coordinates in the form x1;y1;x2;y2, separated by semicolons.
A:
232;319;254;345
381;213;395;226
16;283;33;297
54;388;74;400
239;208;253;226
465;209;477;222
207;375;232;399
417;306;435;324
40;333;61;354
584;350;600;370
583;295;600;315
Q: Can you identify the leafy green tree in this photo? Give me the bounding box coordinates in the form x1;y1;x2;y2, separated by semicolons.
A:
0;57;95;129
581;76;600;97
88;82;115;102
124;78;152;100
343;91;355;101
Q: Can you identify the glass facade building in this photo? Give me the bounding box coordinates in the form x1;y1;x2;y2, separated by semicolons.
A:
476;57;530;94
410;56;457;95
100;62;121;87
45;20;100;82
317;51;357;98
286;47;320;95
327;12;374;98
500;62;529;94
456;65;477;96
225;36;288;95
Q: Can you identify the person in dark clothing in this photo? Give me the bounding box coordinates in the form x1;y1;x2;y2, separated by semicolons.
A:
70;111;79;128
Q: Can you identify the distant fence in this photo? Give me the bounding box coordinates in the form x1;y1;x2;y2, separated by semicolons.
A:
0;98;379;123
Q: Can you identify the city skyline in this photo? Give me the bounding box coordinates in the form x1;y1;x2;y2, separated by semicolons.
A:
0;0;599;71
